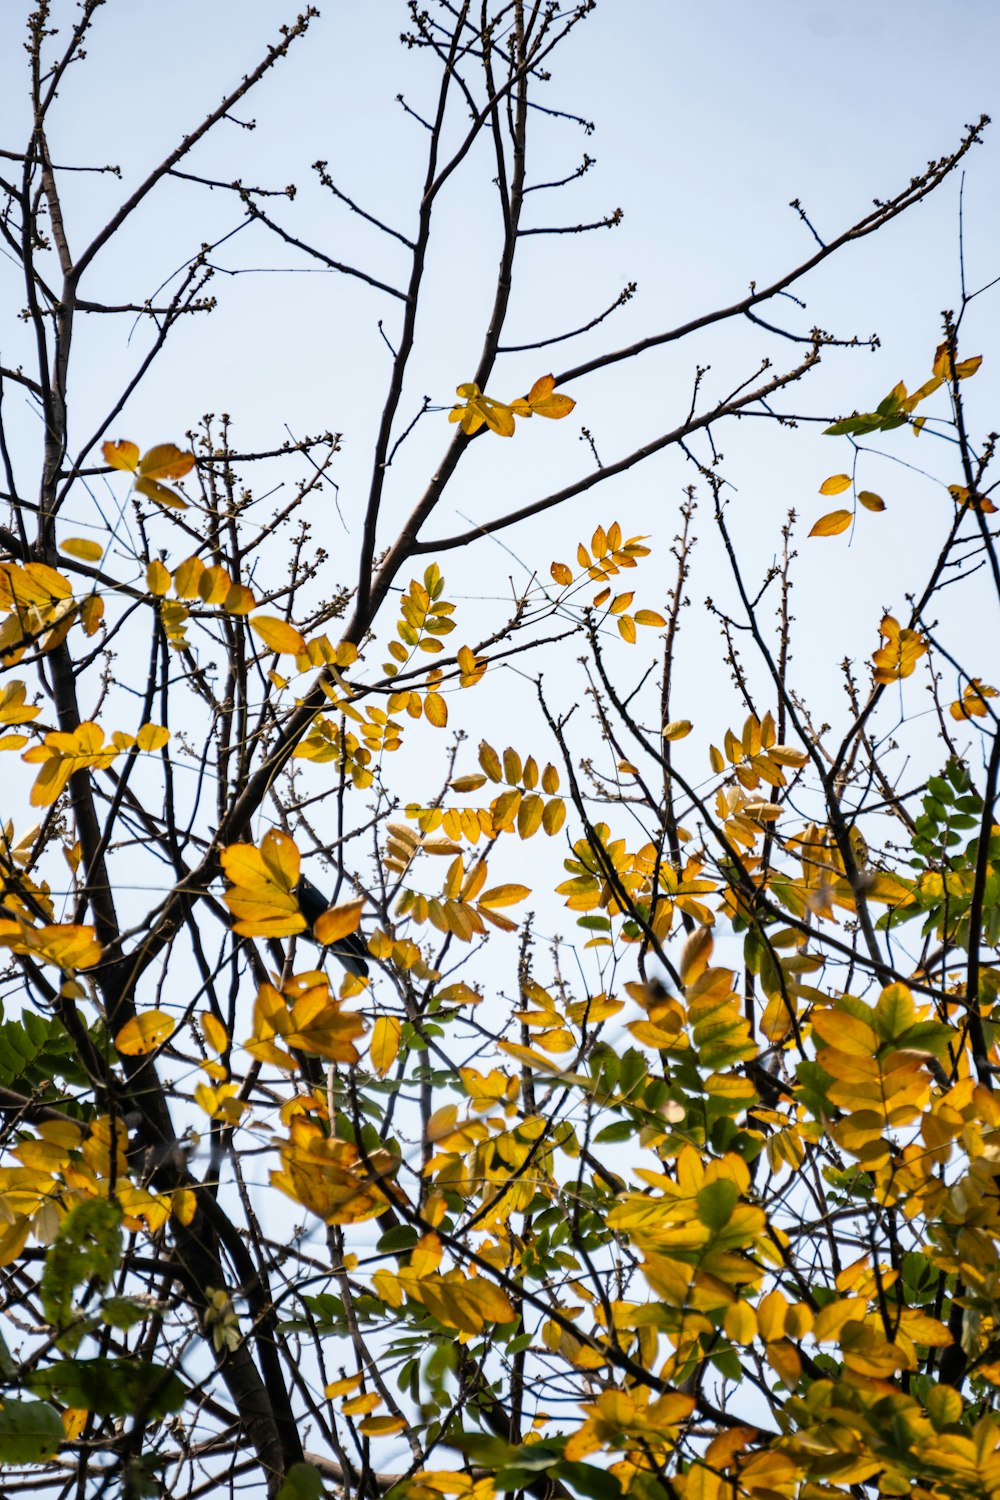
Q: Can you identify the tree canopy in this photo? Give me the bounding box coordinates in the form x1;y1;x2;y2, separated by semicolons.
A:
0;6;998;1500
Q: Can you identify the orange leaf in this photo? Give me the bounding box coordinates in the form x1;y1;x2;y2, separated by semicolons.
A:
809;509;852;538
138;443;196;481
313;898;364;947
102;440;139;473
524;373;576;419
872;614;928;684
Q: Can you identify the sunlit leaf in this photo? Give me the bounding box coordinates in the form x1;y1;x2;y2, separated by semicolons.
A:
251;616;307;656
819;473;851;496
478;884;530;909
102;440;140;473
370;1016;401;1077
59;537;103;562
135;476;188;510
136;722;169;753
138;443;196;481
872;614;927;684
115;1010;176;1056
313;899;364;948
809;509;852;537
662;719;692;741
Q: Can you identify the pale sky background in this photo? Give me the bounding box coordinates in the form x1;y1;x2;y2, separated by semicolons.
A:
0;0;998;920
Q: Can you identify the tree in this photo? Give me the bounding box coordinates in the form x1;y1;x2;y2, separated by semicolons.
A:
0;3;997;1498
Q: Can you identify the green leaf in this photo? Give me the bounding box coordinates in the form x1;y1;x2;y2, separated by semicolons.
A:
28;1358;187;1419
0;1400;64;1465
102;1295;163;1331
557;1461;625;1500
873;983;916;1045
696;1179;739;1231
277;1462;325;1500
376;1225;419;1255
42;1197;122;1351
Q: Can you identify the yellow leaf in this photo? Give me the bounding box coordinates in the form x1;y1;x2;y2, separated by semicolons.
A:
819;473;851;496
139;443;196;481
680;926;713;986
477;884;530;909
858;490;885;512
251;615;307;656
313;898;364;948
723;1302;757;1345
23;722;122;807
450;773;488;792
479;741;503;781
956;354;983;379
59;537;103;562
61;1408;88;1441
0;919;103;972
136;722;169;753
523;373;576;419
0;680;40;727
757;1288;788;1342
341;1391;381;1417
768;744;807;767
809;509;852;537
662;719;692;741
198;565;232;605
517;794;544;839
325;1374;363;1398
146;560;170;596
81;594;104;636
172;557;203;599
371;1015;401;1077
617;615;637;644
635;609;666;627
224;583;256;615
135;475;188;510
425;691;448;728
115;1010;176;1056
201;1013;229;1054
102;439;140;472
358;1415;406;1436
872;614;927;685
449;384;516;437
950;678;998;720
542;798;565;835
550;561;573;586
221;830;305;938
